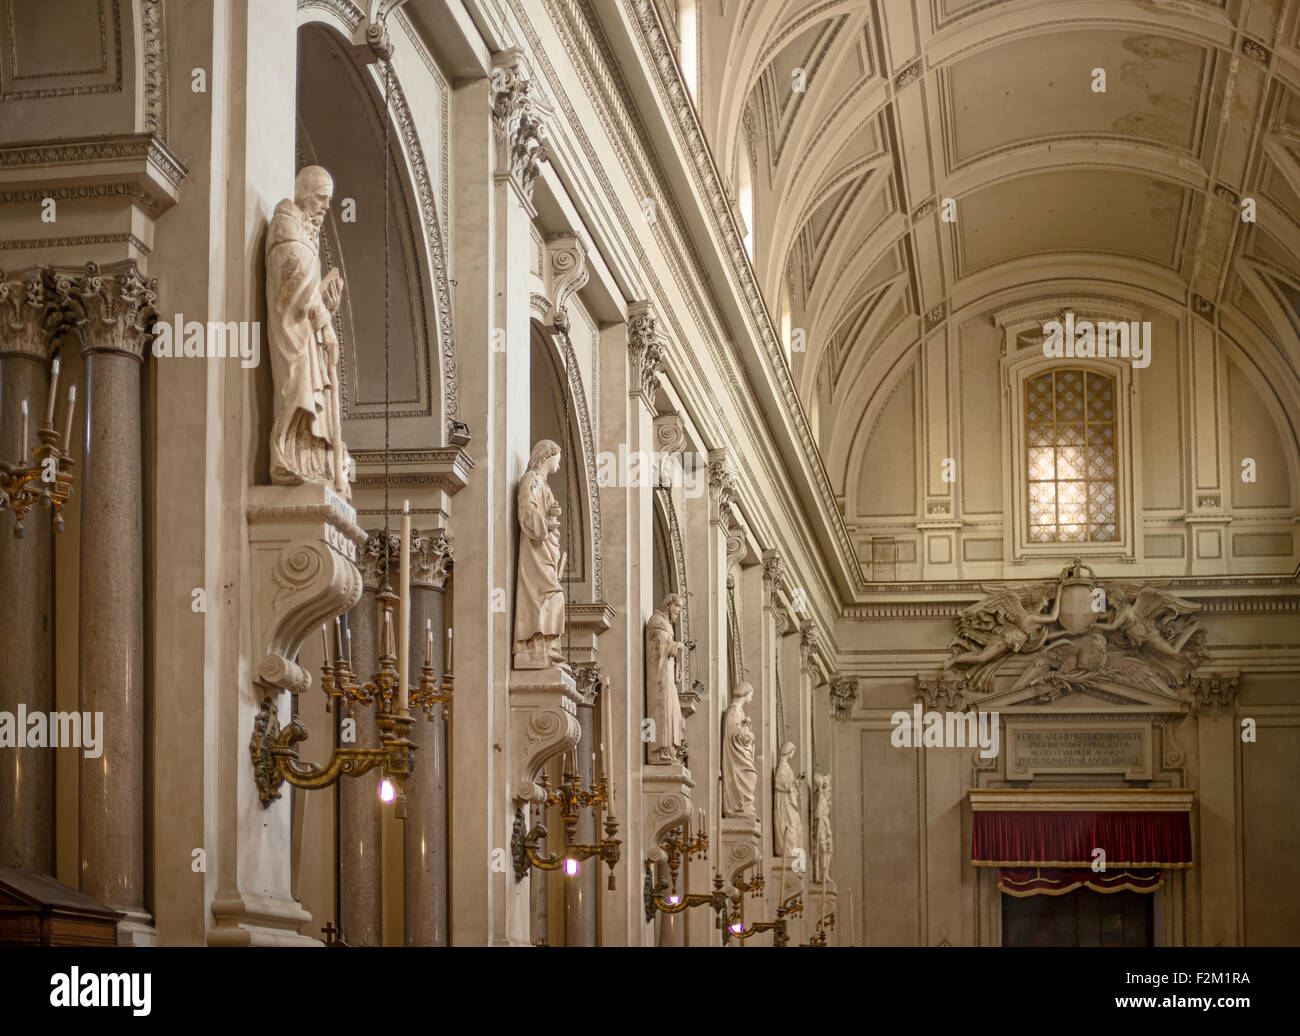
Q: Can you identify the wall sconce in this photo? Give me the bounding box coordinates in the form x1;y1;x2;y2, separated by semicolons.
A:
803;911;835;947
722;890;803;947
642;822;721;923
1;357;76;536
513;759;621;887
250;587;450;819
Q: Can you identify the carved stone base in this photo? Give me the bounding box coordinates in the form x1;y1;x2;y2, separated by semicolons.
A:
208;889;319;947
642;762;694;861
509;666;581;804
720;815;762;884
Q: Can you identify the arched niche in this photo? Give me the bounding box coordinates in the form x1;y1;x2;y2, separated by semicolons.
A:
529;320;596;604
292;15;456;445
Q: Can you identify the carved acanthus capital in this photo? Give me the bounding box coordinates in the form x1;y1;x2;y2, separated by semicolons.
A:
573;661;604;707
0;269;59;360
412;528;452;590
762;549;790;612
48;260;158;361
829;676;858;720
653;413;687;456
799;621;817;672
358;529;400;591
491;49;551;201
627;300;665;412
544;233;588;333
1189;672;1240;713
708;448;740;522
917;677;969;712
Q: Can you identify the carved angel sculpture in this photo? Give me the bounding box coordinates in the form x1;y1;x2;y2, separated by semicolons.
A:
945;583;1059;690
1098;584;1209;684
1010;631;1179;699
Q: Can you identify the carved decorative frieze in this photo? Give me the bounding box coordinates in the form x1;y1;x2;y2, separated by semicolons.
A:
47;260;158;361
491;49;551;201
627;300;664;411
829;676;858;720
943;561;1213;700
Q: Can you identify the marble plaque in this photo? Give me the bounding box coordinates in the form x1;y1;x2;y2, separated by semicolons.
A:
1006;723;1152;780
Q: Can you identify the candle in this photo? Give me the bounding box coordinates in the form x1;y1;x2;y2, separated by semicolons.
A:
46;356;59;427
20;399;28;463
345;627;352;666
334;616;345;659
425;619;434;667
398;500;411;713
445;626;453;673
62;385;76;449
321;624;330;663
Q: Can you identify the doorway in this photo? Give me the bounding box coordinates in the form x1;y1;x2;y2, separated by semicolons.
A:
1002;888;1153;947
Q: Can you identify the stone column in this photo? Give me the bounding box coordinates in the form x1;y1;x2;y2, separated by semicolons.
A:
0;270;56;873
405;530;451;945
564;666;600;946
53;260;156;942
337;531;393;945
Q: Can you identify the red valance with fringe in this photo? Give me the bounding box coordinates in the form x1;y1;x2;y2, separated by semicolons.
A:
972;810;1192;868
998;867;1164;897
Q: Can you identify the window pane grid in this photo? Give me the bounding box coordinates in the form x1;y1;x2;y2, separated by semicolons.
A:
1025;370;1118;543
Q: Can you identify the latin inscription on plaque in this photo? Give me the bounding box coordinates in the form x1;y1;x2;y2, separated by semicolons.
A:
1007;725;1152;780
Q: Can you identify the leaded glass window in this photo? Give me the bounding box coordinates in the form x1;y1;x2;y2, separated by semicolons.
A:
1024;369;1118;543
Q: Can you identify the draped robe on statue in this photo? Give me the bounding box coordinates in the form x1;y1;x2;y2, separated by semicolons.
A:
773;752;801;856
646;608;685;763
721;690;757;817
266;199;343;489
514;469;565;662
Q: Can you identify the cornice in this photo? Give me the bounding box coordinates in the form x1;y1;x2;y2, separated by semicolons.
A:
0;134;186;214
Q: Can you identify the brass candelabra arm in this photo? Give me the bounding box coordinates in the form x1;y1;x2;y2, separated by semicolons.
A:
776;891;804;919
645;869;729;917
722;914;789;946
0;434;76;536
250;697;416;816
733;871;766;897
512;820;622;883
410;662;452;719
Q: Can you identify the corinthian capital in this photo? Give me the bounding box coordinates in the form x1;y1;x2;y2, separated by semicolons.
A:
412;528;453;590
0;269;59;360
707;448;738;516
47;260;158;362
359;529;400;591
491;49;551;201
627;300;664;413
829;676;858;720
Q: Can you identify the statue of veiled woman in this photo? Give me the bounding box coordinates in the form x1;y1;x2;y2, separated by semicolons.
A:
773;741;802;857
513;440;566;669
722;682;757;817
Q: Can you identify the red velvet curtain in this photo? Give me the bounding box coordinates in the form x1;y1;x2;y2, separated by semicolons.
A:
998;867;1163;897
973;811;1192;868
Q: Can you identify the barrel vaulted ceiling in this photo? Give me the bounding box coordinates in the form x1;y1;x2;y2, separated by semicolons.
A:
686;0;1300;498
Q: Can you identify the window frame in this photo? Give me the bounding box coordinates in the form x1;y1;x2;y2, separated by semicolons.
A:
1001;332;1139;564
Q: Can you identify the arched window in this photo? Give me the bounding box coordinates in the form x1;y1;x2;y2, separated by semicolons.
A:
679;0;698;101
737;143;754;258
1024;369;1118;542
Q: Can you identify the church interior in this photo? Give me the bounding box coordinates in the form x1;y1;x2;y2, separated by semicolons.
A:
0;0;1298;950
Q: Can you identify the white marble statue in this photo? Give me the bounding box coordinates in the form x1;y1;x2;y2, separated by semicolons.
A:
721;681;757;817
812;772;832;884
773;741;802;858
266;165;350;495
513;439;566;669
646;593;686;764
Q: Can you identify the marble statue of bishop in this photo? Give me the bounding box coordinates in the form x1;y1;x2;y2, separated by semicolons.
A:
645;594;686;764
266;165;350;496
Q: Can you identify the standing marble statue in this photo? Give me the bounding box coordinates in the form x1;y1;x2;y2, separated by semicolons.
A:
266;165;350;495
773;741;802;857
721;682;757;817
514;440;566;669
812;773;832;884
646;594;686;764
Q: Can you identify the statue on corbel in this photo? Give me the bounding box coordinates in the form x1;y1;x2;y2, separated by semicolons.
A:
646;593;687;763
513;439;567;670
722;682;757;817
266;165;351;497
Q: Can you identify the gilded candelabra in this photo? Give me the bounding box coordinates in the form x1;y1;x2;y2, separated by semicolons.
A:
723;890;803;947
642;824;725;923
513;757;621;888
0;358;76;536
251;588;450;819
803;910;835;947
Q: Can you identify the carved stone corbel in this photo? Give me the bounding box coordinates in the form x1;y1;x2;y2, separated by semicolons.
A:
642;762;694;862
509;667;582;805
544;233;588;333
829;676;858;720
247;484;366;695
719;815;761;884
490;48;551;202
627;300;665;415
